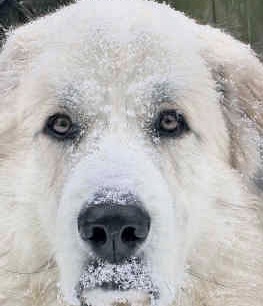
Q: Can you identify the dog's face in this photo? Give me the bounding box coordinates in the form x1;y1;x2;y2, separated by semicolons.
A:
0;1;262;306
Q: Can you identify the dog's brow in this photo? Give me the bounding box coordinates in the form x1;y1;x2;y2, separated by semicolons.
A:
151;82;174;105
60;86;81;106
58;85;84;108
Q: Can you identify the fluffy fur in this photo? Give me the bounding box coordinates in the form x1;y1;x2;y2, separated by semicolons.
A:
0;1;262;306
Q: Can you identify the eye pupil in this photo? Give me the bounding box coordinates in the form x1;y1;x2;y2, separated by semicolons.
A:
44;113;80;140
55;118;70;132
53;116;71;134
161;114;178;130
154;110;189;137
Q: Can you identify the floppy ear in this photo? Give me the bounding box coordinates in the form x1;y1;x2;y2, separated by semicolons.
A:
0;28;38;157
199;26;263;192
0;29;32;95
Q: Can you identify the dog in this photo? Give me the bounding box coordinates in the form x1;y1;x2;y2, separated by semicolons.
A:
0;0;262;305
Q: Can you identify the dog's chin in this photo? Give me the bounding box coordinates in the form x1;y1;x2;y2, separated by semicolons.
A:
80;289;151;306
76;258;159;306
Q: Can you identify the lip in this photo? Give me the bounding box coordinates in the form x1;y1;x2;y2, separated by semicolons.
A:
76;258;160;303
79;288;160;306
77;282;160;306
100;281;123;291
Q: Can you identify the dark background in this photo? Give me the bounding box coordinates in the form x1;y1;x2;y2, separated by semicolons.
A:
0;0;262;60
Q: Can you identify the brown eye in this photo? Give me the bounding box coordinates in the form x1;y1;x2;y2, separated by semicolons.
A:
154;109;189;137
44;113;80;140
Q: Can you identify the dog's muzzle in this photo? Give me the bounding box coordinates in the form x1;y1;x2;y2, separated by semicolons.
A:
77;190;151;264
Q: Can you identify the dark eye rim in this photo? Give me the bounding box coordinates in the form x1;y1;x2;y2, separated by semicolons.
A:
153;109;190;138
43;113;80;141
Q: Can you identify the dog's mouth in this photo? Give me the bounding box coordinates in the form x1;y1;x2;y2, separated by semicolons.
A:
76;257;160;306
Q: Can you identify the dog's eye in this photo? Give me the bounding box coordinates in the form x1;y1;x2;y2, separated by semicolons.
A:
154;110;189;137
44;113;79;140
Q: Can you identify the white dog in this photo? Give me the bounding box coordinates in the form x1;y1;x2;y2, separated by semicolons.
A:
0;1;262;306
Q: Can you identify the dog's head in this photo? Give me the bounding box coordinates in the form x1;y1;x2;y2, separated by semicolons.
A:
0;1;262;306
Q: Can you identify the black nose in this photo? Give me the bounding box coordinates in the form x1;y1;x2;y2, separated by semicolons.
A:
78;202;151;263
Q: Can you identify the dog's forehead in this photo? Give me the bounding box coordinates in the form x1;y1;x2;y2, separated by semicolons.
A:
18;0;205;113
33;31;204;117
17;0;214;125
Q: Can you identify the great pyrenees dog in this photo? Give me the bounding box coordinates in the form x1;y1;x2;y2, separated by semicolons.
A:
0;0;262;306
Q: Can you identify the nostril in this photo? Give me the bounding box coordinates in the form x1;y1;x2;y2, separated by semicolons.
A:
78;202;151;263
121;226;141;243
88;226;107;245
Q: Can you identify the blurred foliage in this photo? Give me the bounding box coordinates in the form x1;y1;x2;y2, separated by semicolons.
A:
171;0;263;60
0;0;262;59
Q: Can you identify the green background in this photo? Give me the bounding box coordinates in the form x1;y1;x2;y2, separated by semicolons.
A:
171;0;263;60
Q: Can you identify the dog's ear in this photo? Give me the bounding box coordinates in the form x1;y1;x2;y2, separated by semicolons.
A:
0;27;39;153
199;26;263;192
0;29;32;96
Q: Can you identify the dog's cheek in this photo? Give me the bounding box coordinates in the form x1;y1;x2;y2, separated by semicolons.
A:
19;138;72;245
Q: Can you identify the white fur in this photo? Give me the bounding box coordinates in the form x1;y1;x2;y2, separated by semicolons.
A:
0;1;262;306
